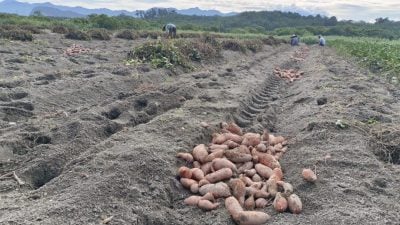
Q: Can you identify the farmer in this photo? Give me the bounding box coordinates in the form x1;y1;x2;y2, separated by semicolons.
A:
290;34;299;46
162;23;177;39
318;35;326;46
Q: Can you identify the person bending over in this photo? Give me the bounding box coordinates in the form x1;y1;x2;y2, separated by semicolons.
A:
162;23;177;39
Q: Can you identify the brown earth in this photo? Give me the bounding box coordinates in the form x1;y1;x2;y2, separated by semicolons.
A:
0;32;399;225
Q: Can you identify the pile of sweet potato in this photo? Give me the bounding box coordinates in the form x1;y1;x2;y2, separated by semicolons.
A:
64;44;90;56
290;46;310;62
176;122;303;225
273;67;304;82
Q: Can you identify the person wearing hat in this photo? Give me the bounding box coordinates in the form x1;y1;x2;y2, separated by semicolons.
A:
290;34;299;46
318;35;326;46
162;23;177;39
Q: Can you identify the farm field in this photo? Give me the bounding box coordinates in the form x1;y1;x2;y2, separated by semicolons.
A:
0;29;399;225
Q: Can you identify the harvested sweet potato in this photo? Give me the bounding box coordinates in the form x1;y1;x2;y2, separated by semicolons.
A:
273;192;288;213
229;178;246;206
190;183;199;193
193;161;201;169
191;168;205;181
199;179;210;187
199;182;231;198
201;192;215;202
255;198;269;208
255;164;273;179
176;153;194;162
238;161;254;174
205;149;224;162
180;178;197;189
287;194;302;214
277;181;293;197
225;196;243;222
212;158;237;172
240;174;254;186
178;166;193;179
259;154;281;169
198;199;219;210
205;168;233;183
192;144;208;163
238;145;251;154
236;211;270;225
242;133;261;147
225;150;253;163
244;169;257;177
213;133;243;144
270;168;283;181
184;195;202;206
269;135;285;145
244;195;255;210
224;140;241;149
252;174;262;182
302;168;317;183
226;122;243;136
256;143;267;152
209;144;229;151
200;162;213;175
266;178;278;197
246;186;269;198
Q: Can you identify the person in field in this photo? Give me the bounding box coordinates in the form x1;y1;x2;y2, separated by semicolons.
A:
318;35;326;46
290;34;299;46
162;23;177;39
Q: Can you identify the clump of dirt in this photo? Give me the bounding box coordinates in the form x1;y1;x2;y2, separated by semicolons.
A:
0;28;33;41
65;30;91;41
370;125;400;164
116;29;138;40
87;28;112;40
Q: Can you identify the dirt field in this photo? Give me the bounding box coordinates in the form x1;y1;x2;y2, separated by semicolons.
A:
0;33;399;225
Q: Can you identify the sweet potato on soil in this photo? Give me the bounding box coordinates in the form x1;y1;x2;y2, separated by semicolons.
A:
277;181;293;197
242;133;261;147
205;149;224;162
184;195;202;206
180;178;197;189
191;168;205;181
287;194;302;214
205;168;233;183
176;153;194;162
199;182;231;198
302;168;317;183
192;144;208;163
225;150;253;163
238;161;254;173
226;122;243;136
212;158;237;172
178;166;193;179
273;192;288;213
200;162;213;175
236;211;271;225
255;164;273;179
229;178;246;206
244;195;255;210
259;154;281;169
198;199;219;210
255;198;269;208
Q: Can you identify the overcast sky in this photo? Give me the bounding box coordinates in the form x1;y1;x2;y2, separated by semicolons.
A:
17;0;400;21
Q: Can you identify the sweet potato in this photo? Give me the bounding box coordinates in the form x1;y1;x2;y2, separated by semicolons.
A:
246;186;269;198
269;135;285;145
244;169;257;177
176;153;194;162
238;161;254;173
209;144;229;151
262;129;269;142
198;199;219;210
224;140;241;149
180;178;197;189
225;149;252;163
255;164;273;179
199;182;231;198
302;168;317;183
238;145;251;154
225;133;244;144
199;179;210;187
190;183;199;193
229;178;246;206
193;161;201;169
205;149;224;162
274;143;283;151
205;168;233;183
259;154;281;169
191;168;205;181
236;211;270;225
212;133;227;144
178;166;193;179
277;181;293;197
212;158;237;172
266;178;278;197
274;152;283;160
287;194;302;214
270;168;283;181
256;143;267;152
252;174;262;182
240;174;254;186
201;192;215;202
213;133;243;144
192;144;209;163
250;182;263;190
184;195;202;206
244;195;255;210
200;162;213;175
273;192;288;213
242;133;261;147
226;122;243;135
225;196;243;222
255;198;269;208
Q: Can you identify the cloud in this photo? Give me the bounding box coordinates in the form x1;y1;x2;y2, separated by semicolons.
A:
16;0;400;21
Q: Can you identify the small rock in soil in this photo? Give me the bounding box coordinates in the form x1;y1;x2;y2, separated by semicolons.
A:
317;97;328;105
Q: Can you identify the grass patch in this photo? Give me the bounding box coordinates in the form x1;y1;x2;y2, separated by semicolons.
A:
65;30;91;41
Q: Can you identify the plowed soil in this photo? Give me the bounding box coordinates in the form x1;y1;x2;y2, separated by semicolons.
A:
0;33;399;225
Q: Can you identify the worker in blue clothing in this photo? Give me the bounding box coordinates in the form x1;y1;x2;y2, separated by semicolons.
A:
290;34;299;46
162;23;177;39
